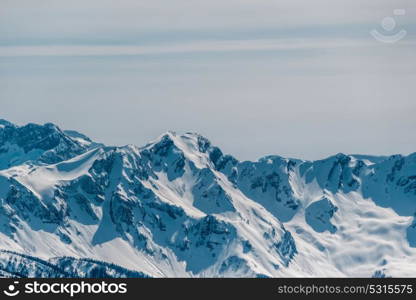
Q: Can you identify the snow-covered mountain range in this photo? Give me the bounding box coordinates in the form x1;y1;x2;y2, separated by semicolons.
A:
0;119;415;278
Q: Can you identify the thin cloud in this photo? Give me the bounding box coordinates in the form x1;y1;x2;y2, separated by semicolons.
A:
1;38;412;57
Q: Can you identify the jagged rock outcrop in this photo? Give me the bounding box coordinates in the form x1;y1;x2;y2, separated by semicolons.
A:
0;120;416;277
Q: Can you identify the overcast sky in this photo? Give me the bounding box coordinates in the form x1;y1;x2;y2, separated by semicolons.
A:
0;0;415;161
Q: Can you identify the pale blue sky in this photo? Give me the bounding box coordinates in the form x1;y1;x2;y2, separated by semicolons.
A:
0;0;415;160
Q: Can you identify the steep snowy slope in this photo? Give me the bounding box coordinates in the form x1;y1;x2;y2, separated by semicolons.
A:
0;120;415;278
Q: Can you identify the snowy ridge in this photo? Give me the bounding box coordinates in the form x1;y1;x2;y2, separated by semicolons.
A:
0;120;415;277
0;120;98;170
0;250;149;278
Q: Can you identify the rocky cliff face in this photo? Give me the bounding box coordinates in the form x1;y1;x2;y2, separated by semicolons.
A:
0;119;98;170
0;120;415;277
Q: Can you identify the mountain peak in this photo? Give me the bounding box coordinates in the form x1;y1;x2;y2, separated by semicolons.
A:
0;120;99;169
0;119;15;128
144;131;213;154
0;120;415;278
44;122;61;131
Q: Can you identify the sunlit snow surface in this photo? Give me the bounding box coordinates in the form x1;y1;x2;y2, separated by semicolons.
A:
0;120;415;278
